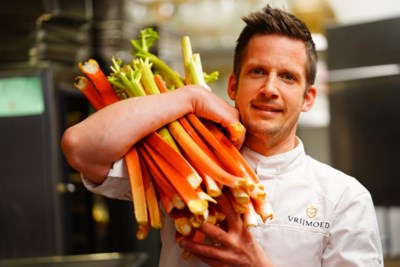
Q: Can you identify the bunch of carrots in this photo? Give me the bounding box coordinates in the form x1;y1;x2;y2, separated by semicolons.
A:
74;28;273;257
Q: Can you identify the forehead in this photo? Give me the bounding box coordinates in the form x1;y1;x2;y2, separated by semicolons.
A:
242;34;307;74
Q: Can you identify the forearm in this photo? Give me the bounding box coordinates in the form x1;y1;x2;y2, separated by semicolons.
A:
61;85;239;184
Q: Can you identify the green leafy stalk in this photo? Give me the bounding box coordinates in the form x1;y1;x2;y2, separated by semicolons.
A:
108;55;180;152
181;36;219;88
131;28;184;88
181;36;193;84
137;58;161;95
108;57;146;97
204;71;219;84
188;53;207;88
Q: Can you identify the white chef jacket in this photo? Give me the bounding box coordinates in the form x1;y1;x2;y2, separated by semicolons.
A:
82;139;383;267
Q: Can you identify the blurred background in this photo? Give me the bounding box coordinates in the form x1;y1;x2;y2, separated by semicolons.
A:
0;0;399;266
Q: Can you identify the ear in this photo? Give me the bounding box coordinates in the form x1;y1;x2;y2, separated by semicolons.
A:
227;73;237;101
301;85;317;112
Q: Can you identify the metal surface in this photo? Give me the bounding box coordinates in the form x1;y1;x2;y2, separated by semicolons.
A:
327;16;400;206
0;62;89;259
0;62;65;259
326;16;400;71
328;73;400;206
0;252;148;267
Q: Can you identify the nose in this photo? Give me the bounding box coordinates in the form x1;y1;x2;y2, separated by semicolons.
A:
260;75;278;98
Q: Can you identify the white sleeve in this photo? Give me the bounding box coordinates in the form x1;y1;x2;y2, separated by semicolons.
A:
81;158;132;201
322;191;383;266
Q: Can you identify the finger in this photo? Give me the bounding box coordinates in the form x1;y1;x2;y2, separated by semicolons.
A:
217;190;243;231
180;238;239;266
179;236;225;259
200;222;243;250
189;86;240;127
193;253;230;267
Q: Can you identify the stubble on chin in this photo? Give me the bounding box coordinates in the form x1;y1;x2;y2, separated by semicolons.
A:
243;118;295;151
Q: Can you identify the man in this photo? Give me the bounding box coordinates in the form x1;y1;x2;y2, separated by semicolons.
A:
61;5;383;267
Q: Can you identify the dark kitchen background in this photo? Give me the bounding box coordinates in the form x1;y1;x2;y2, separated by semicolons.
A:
0;0;399;266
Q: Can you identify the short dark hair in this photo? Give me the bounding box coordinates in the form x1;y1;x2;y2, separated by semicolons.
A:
233;5;318;88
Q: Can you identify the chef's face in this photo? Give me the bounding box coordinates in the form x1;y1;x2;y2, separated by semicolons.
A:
228;34;316;155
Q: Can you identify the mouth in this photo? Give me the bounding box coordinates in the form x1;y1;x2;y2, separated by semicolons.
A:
251;102;283;114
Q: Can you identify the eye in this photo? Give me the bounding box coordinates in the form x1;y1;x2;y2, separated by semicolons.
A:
249;68;266;77
281;72;296;81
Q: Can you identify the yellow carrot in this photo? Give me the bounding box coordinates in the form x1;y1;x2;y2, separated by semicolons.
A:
172;209;192;237
230;187;250;205
139;152;163;229
136;223;151;240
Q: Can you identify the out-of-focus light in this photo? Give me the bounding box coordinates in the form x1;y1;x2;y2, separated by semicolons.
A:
312;33;328;51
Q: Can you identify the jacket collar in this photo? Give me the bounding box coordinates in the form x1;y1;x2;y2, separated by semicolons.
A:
240;137;306;177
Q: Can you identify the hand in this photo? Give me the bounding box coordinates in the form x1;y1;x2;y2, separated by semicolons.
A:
179;193;275;267
184;85;239;126
185;85;245;149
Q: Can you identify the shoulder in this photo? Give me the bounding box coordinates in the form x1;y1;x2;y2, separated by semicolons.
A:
303;156;372;207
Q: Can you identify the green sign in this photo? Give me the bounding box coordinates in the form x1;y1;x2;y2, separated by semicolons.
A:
0;76;44;117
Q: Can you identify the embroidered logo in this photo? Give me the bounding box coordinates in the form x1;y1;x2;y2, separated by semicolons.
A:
287;205;330;230
306;206;318;218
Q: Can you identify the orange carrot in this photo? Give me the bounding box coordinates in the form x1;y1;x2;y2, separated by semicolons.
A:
179;116;223;167
79;59;119;105
74;76;105;110
125;146;148;226
158;186;175;214
204;120;260;185
252;198;274;223
186;114;248;177
145;132;202;189
225;121;246;144
248;184;266;201
243;201;258;228
155;73;250;190
167;120;249;189
188;157;222;197
154;74;222;169
138;143;185;210
154;74;169;93
142;141;208;216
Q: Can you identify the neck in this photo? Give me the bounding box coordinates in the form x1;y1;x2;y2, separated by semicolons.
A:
244;133;299;157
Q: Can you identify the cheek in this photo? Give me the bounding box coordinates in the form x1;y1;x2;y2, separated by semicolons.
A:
233;90;251;113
